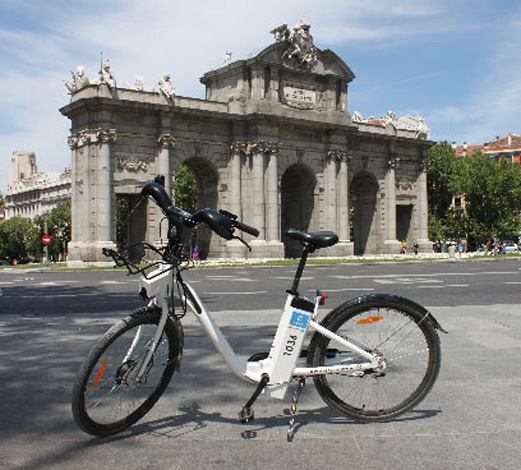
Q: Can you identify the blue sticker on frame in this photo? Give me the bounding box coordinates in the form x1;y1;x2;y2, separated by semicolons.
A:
290;311;310;331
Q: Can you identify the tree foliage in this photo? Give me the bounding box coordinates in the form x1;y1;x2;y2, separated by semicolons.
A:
0;201;71;263
0;217;39;263
458;153;521;242
426;143;462;241
427;143;521;245
174;164;198;213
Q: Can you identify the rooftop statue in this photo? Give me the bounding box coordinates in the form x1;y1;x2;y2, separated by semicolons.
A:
352;110;430;139
124;75;144;91
133;75;144;91
158;74;176;99
352;111;365;123
64;66;89;93
99;60;117;89
270;19;318;67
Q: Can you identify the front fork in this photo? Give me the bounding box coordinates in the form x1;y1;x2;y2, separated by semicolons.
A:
134;297;170;382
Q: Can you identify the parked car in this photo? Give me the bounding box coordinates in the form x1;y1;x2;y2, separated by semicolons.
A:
0;260;11;266
500;241;519;254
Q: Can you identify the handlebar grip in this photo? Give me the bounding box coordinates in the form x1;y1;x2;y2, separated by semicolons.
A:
234;220;260;237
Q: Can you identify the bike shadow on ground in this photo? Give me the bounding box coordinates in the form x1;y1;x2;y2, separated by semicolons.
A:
90;401;442;444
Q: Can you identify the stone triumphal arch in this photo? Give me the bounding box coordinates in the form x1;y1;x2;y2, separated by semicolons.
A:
61;21;431;264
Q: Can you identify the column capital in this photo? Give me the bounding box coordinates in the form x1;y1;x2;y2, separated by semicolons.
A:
67;134;79;149
157;133;176;149
327;148;351;162
388;155;400;169
68;128;117;149
96;128;117;145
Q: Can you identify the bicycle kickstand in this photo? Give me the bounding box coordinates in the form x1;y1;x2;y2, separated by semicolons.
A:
287;378;306;442
239;373;270;423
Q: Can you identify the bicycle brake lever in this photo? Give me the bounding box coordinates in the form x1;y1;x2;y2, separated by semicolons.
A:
233;235;252;252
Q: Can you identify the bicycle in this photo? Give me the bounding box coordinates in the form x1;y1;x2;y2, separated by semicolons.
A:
71;175;446;441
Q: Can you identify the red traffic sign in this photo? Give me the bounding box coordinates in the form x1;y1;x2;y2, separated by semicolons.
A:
42;235;52;245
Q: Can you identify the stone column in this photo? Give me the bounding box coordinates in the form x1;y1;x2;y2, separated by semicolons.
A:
384;154;401;254
228;142;243;217
67;128;117;266
96;129;117;243
224;142;248;258
336;152;350;241
326;149;354;256
265;143;279;241
325;151;337;232
156;134;175;242
157;134;175;195
416;153;431;252
264;143;284;257
252;145;266;239
67;134;80;248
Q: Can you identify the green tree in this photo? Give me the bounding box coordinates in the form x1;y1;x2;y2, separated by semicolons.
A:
49;201;71;258
115;196;131;249
0;217;39;263
32;201;71;261
174;164;198;213
427;142;464;241
173;164;199;254
459;152;521;243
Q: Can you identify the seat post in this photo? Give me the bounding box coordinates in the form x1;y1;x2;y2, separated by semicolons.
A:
288;244;314;295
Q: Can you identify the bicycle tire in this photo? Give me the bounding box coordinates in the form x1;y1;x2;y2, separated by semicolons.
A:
307;294;441;422
71;306;183;436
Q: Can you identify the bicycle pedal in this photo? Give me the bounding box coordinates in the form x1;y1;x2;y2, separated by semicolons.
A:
239;406;254;423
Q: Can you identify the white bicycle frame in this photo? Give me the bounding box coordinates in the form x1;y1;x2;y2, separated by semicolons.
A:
139;263;383;400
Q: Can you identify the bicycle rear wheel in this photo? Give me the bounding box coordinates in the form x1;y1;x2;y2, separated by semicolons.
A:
72;307;183;436
307;295;441;422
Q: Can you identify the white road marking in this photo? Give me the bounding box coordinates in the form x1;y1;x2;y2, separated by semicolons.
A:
204;291;269;295
332;271;518;280
318;288;375;292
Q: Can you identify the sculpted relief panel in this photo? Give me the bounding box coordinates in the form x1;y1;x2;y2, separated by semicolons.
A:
115;153;153;173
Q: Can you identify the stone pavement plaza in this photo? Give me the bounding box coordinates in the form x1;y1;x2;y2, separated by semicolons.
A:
1;301;520;469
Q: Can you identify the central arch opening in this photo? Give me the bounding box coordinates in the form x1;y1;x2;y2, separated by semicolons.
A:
175;158;218;259
351;171;379;255
281;164;316;258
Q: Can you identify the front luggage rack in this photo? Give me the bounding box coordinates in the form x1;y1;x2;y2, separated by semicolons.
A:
102;242;169;277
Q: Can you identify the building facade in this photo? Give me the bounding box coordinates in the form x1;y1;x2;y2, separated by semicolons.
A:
483;134;521;163
60;21;432;264
4;152;71;220
453;134;521;162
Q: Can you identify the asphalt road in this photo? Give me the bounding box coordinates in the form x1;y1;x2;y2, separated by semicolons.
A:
1;258;520;469
1;257;521;316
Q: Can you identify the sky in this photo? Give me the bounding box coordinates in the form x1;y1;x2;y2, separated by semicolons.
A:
1;0;521;192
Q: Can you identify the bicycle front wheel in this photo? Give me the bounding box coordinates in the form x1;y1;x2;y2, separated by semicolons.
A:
72;307;183;436
308;295;441;422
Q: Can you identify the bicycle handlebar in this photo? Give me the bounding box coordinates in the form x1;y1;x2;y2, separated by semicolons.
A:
140;178;259;241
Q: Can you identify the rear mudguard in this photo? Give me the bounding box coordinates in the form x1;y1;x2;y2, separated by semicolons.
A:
319;294;447;334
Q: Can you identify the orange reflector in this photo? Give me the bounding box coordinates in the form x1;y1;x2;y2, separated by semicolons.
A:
356;316;384;325
93;360;108;388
